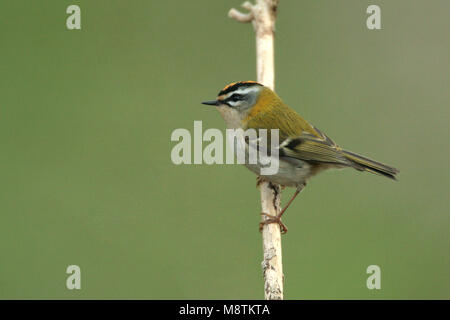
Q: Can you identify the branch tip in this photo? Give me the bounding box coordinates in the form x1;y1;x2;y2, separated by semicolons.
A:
242;1;254;11
228;1;254;23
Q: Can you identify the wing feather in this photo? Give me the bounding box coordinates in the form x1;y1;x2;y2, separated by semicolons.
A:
244;100;350;166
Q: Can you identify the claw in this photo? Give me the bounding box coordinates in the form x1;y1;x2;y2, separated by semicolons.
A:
259;212;288;234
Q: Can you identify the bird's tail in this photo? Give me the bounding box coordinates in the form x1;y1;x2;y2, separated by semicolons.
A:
342;150;399;180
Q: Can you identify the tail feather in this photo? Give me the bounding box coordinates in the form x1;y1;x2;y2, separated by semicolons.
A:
342;150;399;180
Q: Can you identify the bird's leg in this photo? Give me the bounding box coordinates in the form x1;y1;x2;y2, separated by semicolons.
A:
260;213;289;234
259;183;305;234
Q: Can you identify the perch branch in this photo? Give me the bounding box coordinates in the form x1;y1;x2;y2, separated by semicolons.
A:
228;2;254;23
229;0;283;300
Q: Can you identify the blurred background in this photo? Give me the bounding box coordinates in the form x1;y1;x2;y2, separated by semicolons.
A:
0;0;448;299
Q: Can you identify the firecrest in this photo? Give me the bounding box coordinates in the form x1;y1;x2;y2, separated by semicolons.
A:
202;81;398;233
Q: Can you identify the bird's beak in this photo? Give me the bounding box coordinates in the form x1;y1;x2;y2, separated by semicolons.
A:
201;100;219;106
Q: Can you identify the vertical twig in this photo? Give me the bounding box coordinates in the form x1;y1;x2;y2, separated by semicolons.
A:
229;0;283;300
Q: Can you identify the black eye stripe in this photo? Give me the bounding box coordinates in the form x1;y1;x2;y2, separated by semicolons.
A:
229;93;243;101
218;93;245;107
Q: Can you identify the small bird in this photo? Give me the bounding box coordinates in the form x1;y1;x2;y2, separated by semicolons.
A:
202;81;398;233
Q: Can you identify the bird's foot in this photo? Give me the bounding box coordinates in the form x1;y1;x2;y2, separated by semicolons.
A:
259;213;288;234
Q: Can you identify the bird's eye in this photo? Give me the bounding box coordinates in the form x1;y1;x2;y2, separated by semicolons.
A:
232;94;243;101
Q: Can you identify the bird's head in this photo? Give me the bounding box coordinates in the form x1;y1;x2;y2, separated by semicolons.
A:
202;81;275;128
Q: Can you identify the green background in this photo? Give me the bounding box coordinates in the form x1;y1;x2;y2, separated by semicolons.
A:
0;0;448;299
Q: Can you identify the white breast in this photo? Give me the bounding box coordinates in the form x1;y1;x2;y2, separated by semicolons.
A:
230;138;313;188
216;106;245;129
244;160;312;188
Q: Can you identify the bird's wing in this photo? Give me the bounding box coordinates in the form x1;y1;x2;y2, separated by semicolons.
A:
244;102;350;166
279;128;350;166
244;100;321;142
